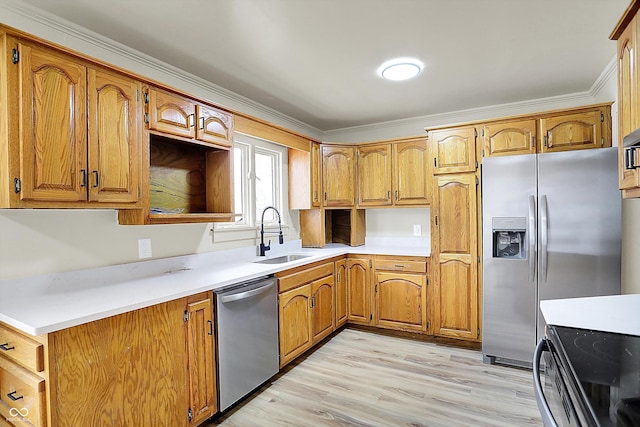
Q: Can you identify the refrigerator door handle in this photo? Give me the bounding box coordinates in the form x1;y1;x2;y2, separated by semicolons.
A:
540;195;549;283
528;195;537;283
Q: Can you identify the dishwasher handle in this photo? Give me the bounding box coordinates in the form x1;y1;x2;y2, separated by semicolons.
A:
533;339;558;427
220;281;275;304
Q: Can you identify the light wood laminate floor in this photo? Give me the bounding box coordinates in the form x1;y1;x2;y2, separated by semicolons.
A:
209;329;543;427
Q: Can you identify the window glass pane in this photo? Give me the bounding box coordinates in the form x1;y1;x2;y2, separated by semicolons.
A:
255;151;275;223
233;146;244;223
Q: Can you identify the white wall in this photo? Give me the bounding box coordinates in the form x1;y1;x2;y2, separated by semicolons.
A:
366;208;430;239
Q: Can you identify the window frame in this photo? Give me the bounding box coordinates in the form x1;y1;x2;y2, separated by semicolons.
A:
215;135;287;232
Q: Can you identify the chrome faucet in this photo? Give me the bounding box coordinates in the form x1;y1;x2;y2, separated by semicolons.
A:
259;206;283;256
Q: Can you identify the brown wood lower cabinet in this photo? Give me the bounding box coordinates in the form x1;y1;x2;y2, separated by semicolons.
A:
185;294;217;425
334;258;348;327
0;293;216;427
344;255;429;332
277;260;337;368
346;256;373;325
374;256;428;333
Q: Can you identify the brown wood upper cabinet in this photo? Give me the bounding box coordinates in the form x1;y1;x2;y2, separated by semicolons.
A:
357;143;392;206
289;142;321;209
357;138;430;207
539;107;610;153
430;126;478;174
481;105;611;158
482;119;537;157
322;145;357;207
1;39;141;207
394;138;430;205
147;87;233;149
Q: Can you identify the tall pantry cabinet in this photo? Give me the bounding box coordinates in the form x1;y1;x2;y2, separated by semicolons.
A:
427;125;481;341
611;3;640;197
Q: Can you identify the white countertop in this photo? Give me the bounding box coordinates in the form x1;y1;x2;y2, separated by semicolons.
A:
0;238;429;336
540;294;640;336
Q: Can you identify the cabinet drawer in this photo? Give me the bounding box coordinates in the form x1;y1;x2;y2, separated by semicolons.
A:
0;358;45;427
278;262;334;293
375;259;427;273
0;325;43;373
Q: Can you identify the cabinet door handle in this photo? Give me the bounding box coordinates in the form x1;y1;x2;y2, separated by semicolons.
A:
395;190;398;200
387;190;391;199
199;116;205;130
0;342;15;351
314;191;318;202
337;272;341;282
626;147;636;170
7;391;23;401
92;171;99;188
80;169;87;187
207;320;213;336
188;113;195;128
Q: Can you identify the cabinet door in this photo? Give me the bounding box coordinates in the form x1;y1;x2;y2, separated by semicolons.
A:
311;142;322;207
357;144;392;206
87;67;140;203
394;139;429;205
539;109;607;153
482;119;537;157
278;285;312;367
148;87;196;139
618;18;640;191
375;271;426;332
310;275;334;344
432;174;479;340
335;258;348;327
322;146;356;207
195;105;233;148
430;126;477;174
51;298;189;426
346;257;372;325
186;295;217;425
18;42;87;202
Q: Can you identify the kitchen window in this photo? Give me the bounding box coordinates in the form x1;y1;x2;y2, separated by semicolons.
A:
217;136;286;231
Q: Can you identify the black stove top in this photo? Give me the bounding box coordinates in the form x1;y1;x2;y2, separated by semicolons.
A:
551;326;640;426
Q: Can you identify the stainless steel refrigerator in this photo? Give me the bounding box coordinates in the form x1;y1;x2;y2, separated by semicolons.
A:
481;147;621;367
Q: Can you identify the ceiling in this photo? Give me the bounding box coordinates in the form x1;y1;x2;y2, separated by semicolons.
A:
16;0;631;131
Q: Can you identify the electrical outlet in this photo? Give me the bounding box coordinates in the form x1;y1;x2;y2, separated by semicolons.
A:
138;238;152;259
413;224;421;236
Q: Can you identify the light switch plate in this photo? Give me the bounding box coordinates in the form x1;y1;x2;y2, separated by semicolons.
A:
413;224;421;236
138;238;152;259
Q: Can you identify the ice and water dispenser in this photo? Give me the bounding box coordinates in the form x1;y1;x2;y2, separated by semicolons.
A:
492;217;526;259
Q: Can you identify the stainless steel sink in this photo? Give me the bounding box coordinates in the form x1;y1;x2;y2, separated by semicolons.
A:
253;254;310;264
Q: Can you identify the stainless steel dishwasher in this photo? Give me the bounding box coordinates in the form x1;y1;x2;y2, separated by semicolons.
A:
214;275;279;411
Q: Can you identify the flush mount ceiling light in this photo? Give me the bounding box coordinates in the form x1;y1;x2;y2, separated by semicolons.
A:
378;58;423;81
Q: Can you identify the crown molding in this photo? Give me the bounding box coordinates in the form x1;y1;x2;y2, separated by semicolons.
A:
589;56;617;98
0;0;323;140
